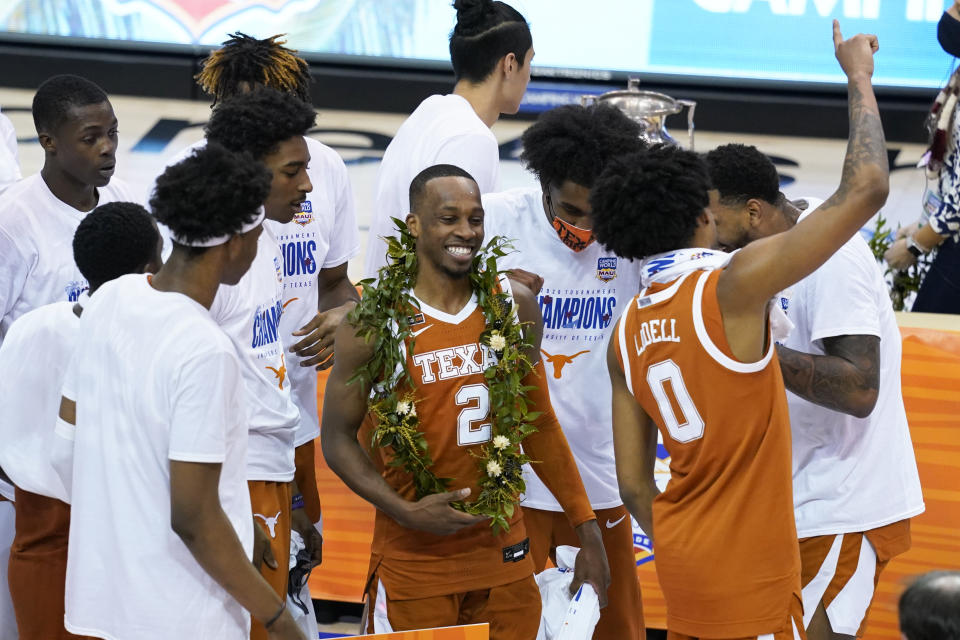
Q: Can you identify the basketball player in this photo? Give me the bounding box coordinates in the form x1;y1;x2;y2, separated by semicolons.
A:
58;143;305;639
704;143;924;640
0;74;134;640
323;165;610;639
363;0;533;278
0;202;160;640
0;107;20;193
482;103;646;640
194;33;361;560
598;23;888;640
202;88;322;640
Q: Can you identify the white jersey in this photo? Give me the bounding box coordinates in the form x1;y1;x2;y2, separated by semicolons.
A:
364;94;500;278
0;110;20;193
0;173;136;342
211;224;300;481
62;274;252;640
266;136;360;447
0;299;80;503
784;210;925;537
483;188;642;510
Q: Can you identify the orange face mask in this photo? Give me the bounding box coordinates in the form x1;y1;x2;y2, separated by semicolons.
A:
550;215;594;252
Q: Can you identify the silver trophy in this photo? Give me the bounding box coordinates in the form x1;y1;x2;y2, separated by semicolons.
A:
582;78;697;149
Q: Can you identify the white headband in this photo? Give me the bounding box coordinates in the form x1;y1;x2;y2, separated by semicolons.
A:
171;206;266;248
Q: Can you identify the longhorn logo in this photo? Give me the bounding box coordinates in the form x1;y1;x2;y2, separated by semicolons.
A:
254;511;282;538
265;353;287;390
540;349;590;379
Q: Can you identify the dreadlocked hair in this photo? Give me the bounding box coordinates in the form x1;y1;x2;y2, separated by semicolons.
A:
195;32;311;105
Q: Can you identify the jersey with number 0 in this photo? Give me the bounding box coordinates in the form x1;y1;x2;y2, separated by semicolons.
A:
368;287;534;600
615;268;800;638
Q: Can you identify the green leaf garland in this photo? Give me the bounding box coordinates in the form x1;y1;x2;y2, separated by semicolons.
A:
347;218;537;535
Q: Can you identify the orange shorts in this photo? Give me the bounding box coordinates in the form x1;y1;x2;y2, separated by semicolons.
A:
523;504;644;640
799;519;911;637
366;569;541;640
248;480;292;640
667;594;805;640
8;487;92;640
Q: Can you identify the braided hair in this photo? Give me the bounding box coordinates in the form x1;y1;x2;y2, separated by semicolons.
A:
195;32;311;104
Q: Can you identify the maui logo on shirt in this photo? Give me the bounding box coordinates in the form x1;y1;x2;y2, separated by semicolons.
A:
293;200;313;226
281;240;318;277
64;280;88;302
412;343;498;384
251;300;283;349
538;294;617;331
597;257;618;282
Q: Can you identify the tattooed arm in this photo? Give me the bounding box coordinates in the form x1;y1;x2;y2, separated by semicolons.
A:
718;22;888;360
776;335;880;418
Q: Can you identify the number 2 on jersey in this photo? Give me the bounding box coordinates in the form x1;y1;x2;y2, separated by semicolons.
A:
456;383;492;446
646;359;705;443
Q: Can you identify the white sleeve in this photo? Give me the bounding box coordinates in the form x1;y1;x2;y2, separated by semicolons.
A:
433;132;501;193
168;349;243;463
322;156;361;269
801;244;882;344
0;225;29;329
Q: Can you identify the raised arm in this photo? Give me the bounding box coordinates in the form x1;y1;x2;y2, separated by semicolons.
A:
719;23;888;314
320;320;484;535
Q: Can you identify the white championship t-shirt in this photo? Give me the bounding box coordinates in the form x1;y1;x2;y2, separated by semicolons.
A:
783;211;925;537
364;94;500;278
211;224;300;481
0;110;20;193
0;299;81;503
0;173;136;342
62;274;252;640
483;187;642;510
266;137;360;447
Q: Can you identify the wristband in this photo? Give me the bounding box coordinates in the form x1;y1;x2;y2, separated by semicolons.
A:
291;493;304;510
264;599;286;629
906;235;925;258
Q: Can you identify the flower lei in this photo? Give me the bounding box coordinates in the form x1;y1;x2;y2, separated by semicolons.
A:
347;219;540;535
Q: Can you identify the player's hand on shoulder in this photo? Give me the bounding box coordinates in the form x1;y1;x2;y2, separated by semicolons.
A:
570;520;611;608
506;268;544;296
399;487;488;535
833;20;878;78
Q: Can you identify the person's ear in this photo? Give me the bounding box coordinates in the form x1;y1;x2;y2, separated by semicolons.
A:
38;131;55;154
406;213;420;238
502;52;518;76
746;198;764;228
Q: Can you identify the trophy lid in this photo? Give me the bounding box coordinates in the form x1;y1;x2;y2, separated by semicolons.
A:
591;77;682;118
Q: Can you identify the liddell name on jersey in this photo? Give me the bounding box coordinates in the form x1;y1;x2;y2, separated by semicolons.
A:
412;342;499;384
538;292;617;331
251;300;284;351
633;317;681;356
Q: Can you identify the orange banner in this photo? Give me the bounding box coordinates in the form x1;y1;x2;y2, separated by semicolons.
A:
355;624;488;639
309;316;960;639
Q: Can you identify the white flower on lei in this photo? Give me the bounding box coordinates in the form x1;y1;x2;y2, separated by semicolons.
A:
492;435;510;450
486;460;503;477
488;332;507;351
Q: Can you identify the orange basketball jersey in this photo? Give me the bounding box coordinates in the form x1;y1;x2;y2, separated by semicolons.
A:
368;289;533;600
615;269;801;638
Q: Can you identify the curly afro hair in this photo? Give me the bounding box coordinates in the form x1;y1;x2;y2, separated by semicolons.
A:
520;103;645;190
32;74;109;134
449;0;531;82
204;88;315;160
195;32;311;105
704;143;780;205
73;202;159;291
150;142;271;246
591;144;712;260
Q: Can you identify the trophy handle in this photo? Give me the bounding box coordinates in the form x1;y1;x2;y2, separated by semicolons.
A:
678;99;697;150
581;94;599;107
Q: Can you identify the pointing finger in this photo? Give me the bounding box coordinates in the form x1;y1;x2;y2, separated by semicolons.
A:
832;19;842;48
